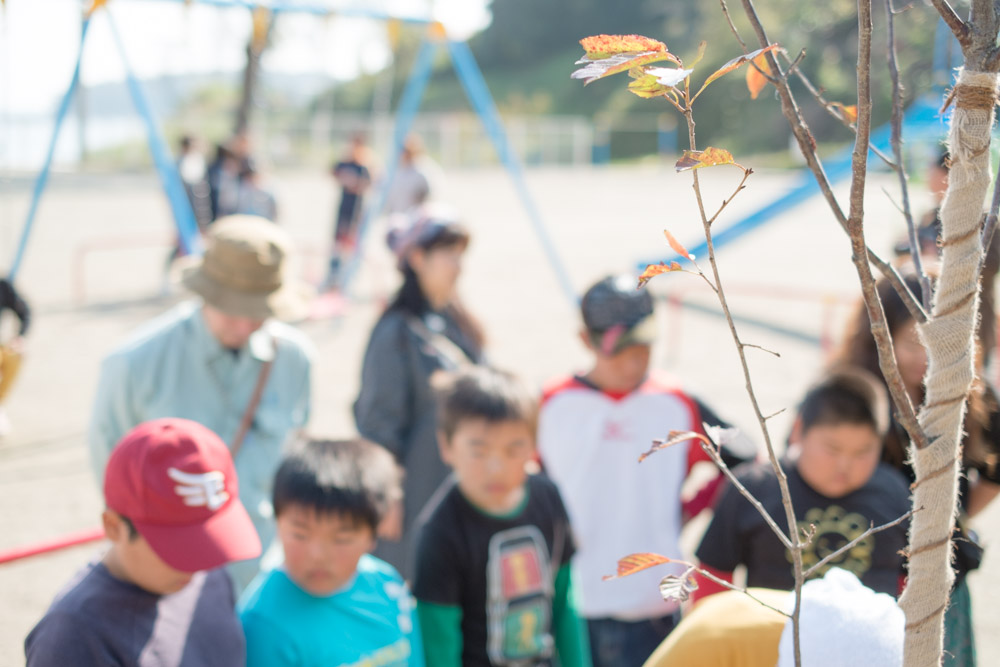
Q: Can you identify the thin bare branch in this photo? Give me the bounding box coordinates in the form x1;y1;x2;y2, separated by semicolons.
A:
692;434;795;550
763;407;787;422
847;0;932;452
739;0;930;457
718;0;748;51
783;49;807;79
681;108;802;571
690;563;791;618
707;168;754;226
742;342;781;357
803;509;918;579
981;169;1000;250
928;0;970;47
642;430;793;550
881;186;906;215
887;0;933;310
778;51;897;168
868;253;929;324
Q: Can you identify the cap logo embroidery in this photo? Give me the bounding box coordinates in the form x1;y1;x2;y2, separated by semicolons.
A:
168;467;229;511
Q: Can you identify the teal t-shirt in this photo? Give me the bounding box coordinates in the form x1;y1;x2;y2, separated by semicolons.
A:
238;555;423;667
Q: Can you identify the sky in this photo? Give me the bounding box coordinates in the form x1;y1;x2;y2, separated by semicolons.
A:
0;0;492;115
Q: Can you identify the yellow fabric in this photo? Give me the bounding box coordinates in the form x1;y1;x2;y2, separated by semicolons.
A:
0;344;22;403
642;589;789;667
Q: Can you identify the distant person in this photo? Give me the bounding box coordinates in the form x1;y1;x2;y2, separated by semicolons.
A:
236;162;278;222
207;138;248;222
693;367;910;601
327;133;373;287
354;205;485;579
176;134;212;230
413;366;590;666
537;275;754;667
25;418;262;667
0;277;30;437
384;135;433;215
89;216;314;589
239;438;422;666
642;568;904;667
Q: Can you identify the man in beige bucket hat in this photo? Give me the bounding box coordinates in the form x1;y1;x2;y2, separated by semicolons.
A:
89;215;314;589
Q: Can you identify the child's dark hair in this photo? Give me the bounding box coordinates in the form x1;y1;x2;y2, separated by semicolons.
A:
272;438;402;531
435;367;537;441
798;366;889;439
120;515;140;541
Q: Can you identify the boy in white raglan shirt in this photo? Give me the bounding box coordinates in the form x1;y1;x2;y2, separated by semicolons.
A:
537;275;754;667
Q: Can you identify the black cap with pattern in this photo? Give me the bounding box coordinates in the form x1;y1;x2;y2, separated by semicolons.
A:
581;275;657;354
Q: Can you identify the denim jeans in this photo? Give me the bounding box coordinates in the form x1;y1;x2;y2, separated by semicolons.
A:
586;613;680;667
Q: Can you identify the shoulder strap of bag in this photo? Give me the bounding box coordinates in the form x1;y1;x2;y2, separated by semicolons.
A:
230;336;277;459
405;315;472;372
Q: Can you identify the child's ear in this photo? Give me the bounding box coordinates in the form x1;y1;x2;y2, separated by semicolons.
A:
408;248;427;274
101;510;124;543
437;430;452;464
789;416;804;446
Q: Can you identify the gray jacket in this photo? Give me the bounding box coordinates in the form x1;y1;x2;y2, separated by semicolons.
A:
354;307;482;578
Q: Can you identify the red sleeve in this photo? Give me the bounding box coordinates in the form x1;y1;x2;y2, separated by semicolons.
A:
680;399;720;521
681;473;726;523
690;562;734;605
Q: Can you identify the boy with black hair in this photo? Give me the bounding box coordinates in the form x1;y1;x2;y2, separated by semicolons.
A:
413;366;591;667
25;418;262;666
238;438;422;667
537;274;753;667
693;366;911;601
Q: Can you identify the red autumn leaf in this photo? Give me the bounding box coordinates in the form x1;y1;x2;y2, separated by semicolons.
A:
746;53;771;100
674;147;741;172
830;102;858;123
637;261;682;287
664;229;695;261
573;51;681;85
579;34;667;59
603;552;673;580
700;44;780;92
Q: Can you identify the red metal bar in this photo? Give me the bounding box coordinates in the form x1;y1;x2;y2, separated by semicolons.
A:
0;527;104;565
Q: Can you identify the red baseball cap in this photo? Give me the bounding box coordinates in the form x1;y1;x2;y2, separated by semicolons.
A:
104;418;262;573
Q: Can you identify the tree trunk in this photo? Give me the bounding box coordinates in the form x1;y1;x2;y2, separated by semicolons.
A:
899;67;996;665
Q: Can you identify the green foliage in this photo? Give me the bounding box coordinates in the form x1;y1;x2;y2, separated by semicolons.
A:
304;0;938;159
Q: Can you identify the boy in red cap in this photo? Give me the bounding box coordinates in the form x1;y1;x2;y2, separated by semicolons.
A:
25;418;261;666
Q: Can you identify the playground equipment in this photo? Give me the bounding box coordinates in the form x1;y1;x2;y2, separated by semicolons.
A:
11;0;577;306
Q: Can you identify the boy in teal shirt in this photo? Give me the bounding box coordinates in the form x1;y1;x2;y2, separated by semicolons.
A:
238;438;422;667
413;367;591;666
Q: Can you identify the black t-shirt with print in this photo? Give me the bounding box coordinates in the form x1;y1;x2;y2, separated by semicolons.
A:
696;457;910;596
413;474;575;667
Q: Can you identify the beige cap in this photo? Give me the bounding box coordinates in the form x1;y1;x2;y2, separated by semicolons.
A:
179;215;311;321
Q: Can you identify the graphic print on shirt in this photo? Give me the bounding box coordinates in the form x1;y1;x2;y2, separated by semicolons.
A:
789;505;873;578
487;525;554;665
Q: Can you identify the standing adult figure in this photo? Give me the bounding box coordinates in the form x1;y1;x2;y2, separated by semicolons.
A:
833;273;1000;666
327;133;373;287
354;205;485;579
89;215;314;589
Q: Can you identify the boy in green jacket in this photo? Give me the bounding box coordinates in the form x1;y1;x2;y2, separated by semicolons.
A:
413;366;591;666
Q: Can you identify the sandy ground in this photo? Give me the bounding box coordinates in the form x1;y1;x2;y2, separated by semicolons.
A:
0;163;996;665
